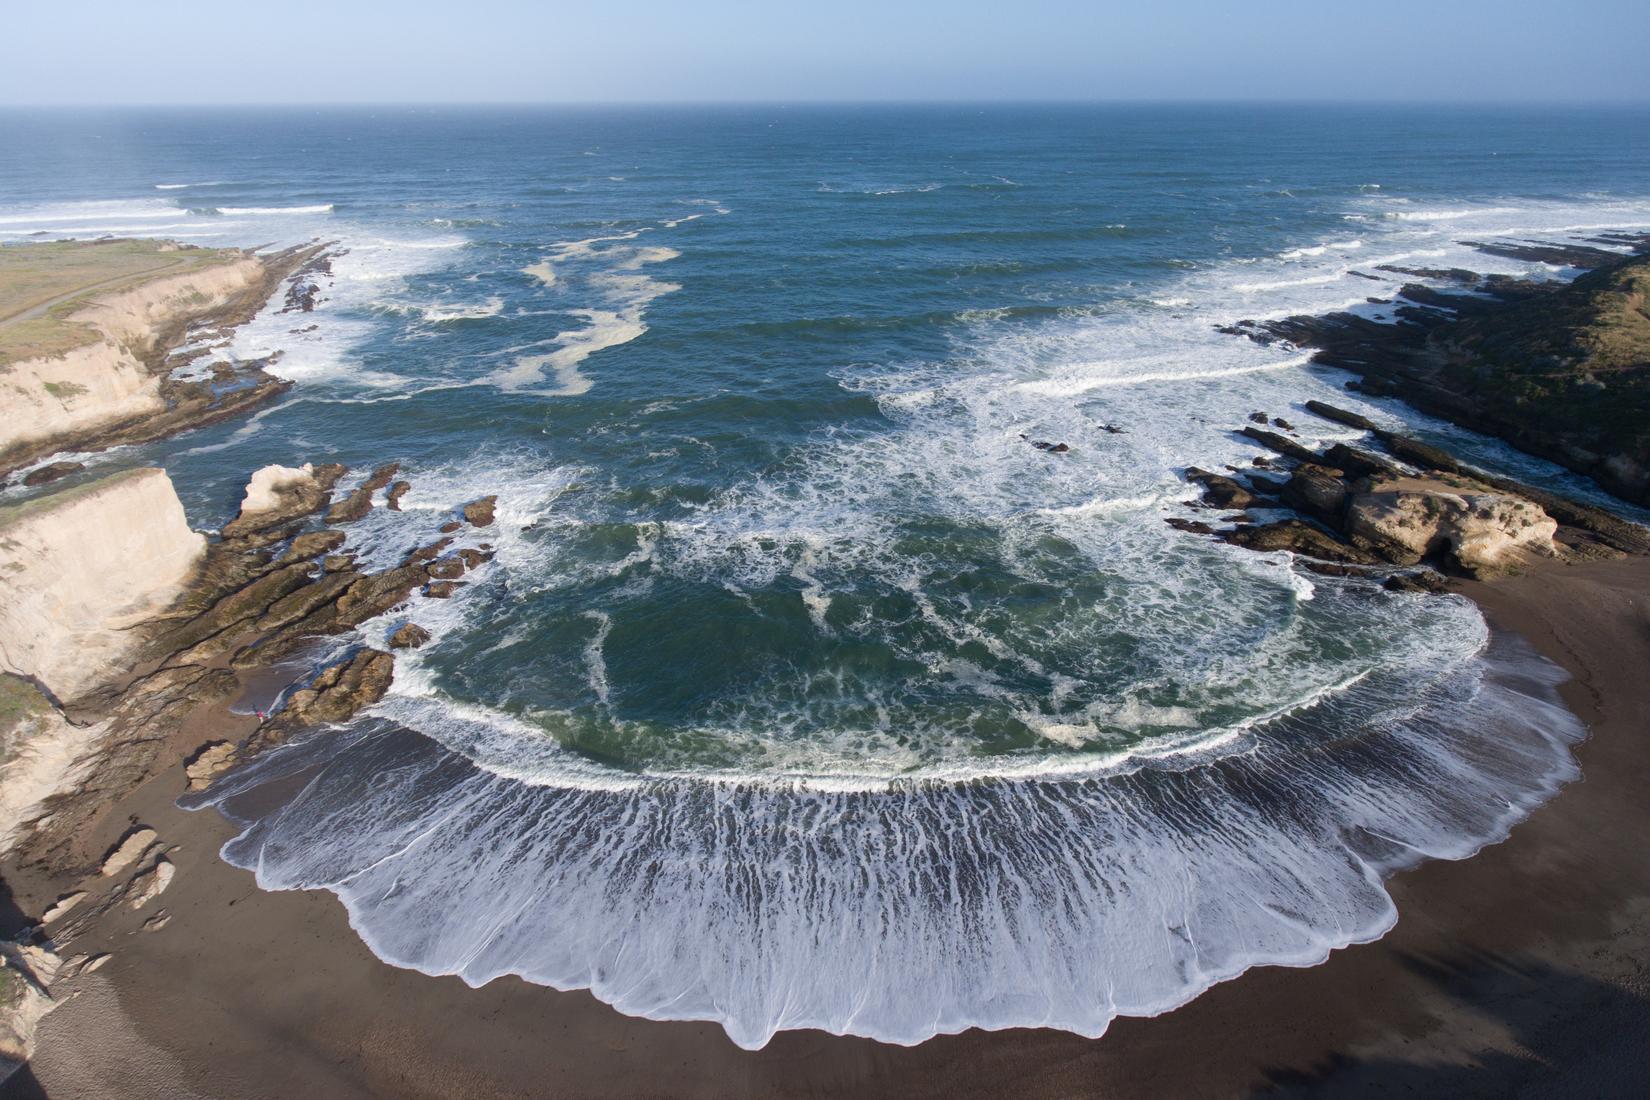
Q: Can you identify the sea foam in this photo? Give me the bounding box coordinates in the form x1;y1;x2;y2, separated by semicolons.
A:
189;631;1582;1050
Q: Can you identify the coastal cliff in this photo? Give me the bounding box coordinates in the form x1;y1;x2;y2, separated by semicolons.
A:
0;469;204;703
0;238;331;482
0;456;497;876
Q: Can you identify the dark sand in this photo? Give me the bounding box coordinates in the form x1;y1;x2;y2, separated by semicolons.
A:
8;558;1650;1099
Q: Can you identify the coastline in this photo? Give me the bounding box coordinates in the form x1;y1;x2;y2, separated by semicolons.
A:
0;238;330;486
7;555;1647;1099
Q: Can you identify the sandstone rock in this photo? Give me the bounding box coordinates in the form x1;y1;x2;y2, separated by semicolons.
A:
425;580;463;598
1384;570;1451;594
1186;468;1256;510
1304;401;1379;432
40;892;86;926
276;529;347;565
102;831;155;883
1239;426;1318;463
1165;517;1215;536
1321;443;1400;480
184;741;237;790
457;547;494;570
389;623;431;649
279;649;395;727
439;521;462;534
404;538;454;566
1222;520;1379;565
325;488;374;525
142;911;170;932
1282;464;1350;521
1345;476;1557;575
386;480;411;510
238;464;316;515
427;558;466;580
225;463;345;537
320;461;401;525
463;496;497;527
127;857;175;909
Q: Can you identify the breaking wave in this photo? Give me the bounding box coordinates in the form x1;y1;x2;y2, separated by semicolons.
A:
190;631;1581;1050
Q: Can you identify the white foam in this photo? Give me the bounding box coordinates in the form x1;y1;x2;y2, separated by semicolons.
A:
191;633;1583;1051
494;214;707;394
214;204;335;215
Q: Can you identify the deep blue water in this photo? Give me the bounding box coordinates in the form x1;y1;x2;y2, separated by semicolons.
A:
4;104;1647;1046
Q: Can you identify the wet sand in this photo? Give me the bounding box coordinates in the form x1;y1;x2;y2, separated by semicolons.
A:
8;557;1650;1099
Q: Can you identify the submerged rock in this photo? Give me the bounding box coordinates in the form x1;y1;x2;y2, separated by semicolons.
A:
22;461;84;487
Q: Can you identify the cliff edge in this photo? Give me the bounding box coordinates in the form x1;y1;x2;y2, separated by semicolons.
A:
0;468;204;703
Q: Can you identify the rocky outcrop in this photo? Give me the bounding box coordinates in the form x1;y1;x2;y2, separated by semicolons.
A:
325;463;400;525
1224;242;1650;506
0;241;334;481
3;458;497;878
1343;476;1557;574
1172;402;1642;583
223;462;346;538
272;648;395;732
388;623;431;649
0;469;204;702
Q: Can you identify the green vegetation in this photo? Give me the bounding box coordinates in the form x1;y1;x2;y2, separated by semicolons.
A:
0;238;240;367
1443;255;1650;476
0;673;50;743
40;380;88;401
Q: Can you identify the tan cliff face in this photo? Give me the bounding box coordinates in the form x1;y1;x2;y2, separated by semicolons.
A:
0;468;205;703
0;256;266;464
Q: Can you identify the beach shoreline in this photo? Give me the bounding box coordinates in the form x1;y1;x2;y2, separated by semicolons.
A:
7;555;1647;1099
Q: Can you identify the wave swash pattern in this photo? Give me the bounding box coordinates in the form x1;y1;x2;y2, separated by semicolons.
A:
19;108;1638;1052
188;631;1581;1049
172;185;1632;1049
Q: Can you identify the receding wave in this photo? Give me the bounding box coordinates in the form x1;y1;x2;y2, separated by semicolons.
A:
188;632;1581;1050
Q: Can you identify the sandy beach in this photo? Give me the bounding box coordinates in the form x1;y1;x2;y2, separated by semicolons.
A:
6;555;1646;1099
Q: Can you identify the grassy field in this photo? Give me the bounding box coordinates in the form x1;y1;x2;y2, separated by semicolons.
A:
0;238;241;366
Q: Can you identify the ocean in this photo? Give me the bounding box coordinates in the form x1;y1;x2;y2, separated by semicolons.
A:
3;103;1648;1047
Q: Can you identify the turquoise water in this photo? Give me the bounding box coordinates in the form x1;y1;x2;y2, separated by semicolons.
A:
3;104;1646;1045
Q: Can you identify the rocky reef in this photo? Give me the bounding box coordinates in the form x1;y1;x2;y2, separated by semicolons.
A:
1;461;498;878
1175;400;1650;589
1222;236;1650;506
0;240;335;484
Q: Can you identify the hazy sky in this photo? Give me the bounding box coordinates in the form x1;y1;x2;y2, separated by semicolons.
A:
6;0;1649;105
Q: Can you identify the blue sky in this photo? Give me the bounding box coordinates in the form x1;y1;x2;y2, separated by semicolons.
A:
6;0;1649;104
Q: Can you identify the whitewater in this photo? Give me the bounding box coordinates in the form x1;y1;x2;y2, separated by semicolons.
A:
6;104;1648;1050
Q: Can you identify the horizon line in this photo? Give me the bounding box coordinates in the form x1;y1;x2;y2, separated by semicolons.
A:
4;96;1650;110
